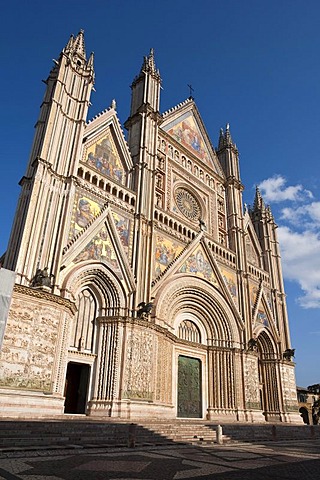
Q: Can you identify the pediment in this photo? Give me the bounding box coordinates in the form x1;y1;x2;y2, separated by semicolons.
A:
244;213;263;267
82;107;133;185
161;100;223;175
152;233;240;317
252;285;279;338
62;201;135;290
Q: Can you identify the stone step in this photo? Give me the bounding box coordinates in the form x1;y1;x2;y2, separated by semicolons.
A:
0;419;317;452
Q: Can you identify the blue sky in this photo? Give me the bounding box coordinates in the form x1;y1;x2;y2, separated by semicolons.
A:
1;0;320;387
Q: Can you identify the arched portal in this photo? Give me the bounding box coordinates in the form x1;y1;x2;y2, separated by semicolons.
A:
61;263;127;416
155;276;243;422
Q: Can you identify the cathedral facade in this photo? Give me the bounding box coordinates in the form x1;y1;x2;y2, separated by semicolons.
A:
1;31;300;422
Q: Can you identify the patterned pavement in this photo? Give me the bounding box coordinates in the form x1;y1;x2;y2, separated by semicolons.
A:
0;440;319;479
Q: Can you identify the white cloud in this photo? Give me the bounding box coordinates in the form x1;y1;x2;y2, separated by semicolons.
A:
258;175;313;203
255;175;320;308
280;202;320;229
278;226;320;308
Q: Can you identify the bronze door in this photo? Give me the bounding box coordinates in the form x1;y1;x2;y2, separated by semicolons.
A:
177;355;202;418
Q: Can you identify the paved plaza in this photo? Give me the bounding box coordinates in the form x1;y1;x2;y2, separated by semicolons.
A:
0;439;319;480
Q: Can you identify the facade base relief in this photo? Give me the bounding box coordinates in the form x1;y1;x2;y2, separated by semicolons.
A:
87;399;176;420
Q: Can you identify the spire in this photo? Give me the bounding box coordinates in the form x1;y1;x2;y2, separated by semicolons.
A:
62;30;87;60
225;123;233;145
64;34;74;53
87;51;94;69
217;123;236;149
253;186;265;211
141;48;156;73
218;127;225;149
73;30;86;58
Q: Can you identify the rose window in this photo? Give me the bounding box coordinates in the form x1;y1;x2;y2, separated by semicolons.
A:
175;188;201;221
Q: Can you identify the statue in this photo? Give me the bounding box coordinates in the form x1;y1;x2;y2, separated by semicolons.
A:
31;267;54;288
137;299;154;318
283;348;295;361
247;338;258;351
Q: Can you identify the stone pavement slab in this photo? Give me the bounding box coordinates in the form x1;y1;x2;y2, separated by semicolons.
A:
0;440;318;479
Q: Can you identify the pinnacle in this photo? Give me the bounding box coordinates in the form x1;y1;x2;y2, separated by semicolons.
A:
218;123;235;149
141;48;158;74
253;186;265;211
63;30;87;59
73;30;86;58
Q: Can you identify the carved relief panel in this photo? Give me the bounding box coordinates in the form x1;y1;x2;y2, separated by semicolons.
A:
0;294;69;393
280;364;299;412
123;326;155;401
244;355;261;409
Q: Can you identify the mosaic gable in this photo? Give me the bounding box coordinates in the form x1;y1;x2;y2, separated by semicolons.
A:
73;226;123;280
83;130;125;184
163;111;211;164
245;233;260;267
112;211;132;257
249;281;259;311
220;267;238;306
70;194;103;239
154;234;184;279
178;246;218;285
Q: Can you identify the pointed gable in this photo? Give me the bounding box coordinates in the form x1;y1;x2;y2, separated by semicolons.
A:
244;211;263;267
178;245;219;286
161;99;223;175
62;205;135;289
82;105;133;185
73;225;123;278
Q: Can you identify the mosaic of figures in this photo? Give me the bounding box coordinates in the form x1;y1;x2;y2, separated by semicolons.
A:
70;195;103;238
84;132;125;184
165;112;210;164
73;227;123;279
112;211;131;257
178;247;218;285
154;234;184;278
220;267;238;305
256;309;269;327
249;282;259;310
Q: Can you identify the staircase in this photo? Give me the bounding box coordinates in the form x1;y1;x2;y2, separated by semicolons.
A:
0;418;318;455
0;419;217;454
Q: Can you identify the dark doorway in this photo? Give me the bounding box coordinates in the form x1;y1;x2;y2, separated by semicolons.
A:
64;362;90;414
177;355;202;418
299;407;310;424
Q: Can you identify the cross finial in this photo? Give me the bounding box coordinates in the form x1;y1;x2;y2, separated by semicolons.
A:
187;84;194;99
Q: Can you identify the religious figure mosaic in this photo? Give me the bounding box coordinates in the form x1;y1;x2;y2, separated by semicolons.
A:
112;211;131;257
73;227;123;279
84;132;125;184
164;112;210;164
154;234;184;278
70;195;102;239
256;309;269;327
178;247;218;285
220;268;238;304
